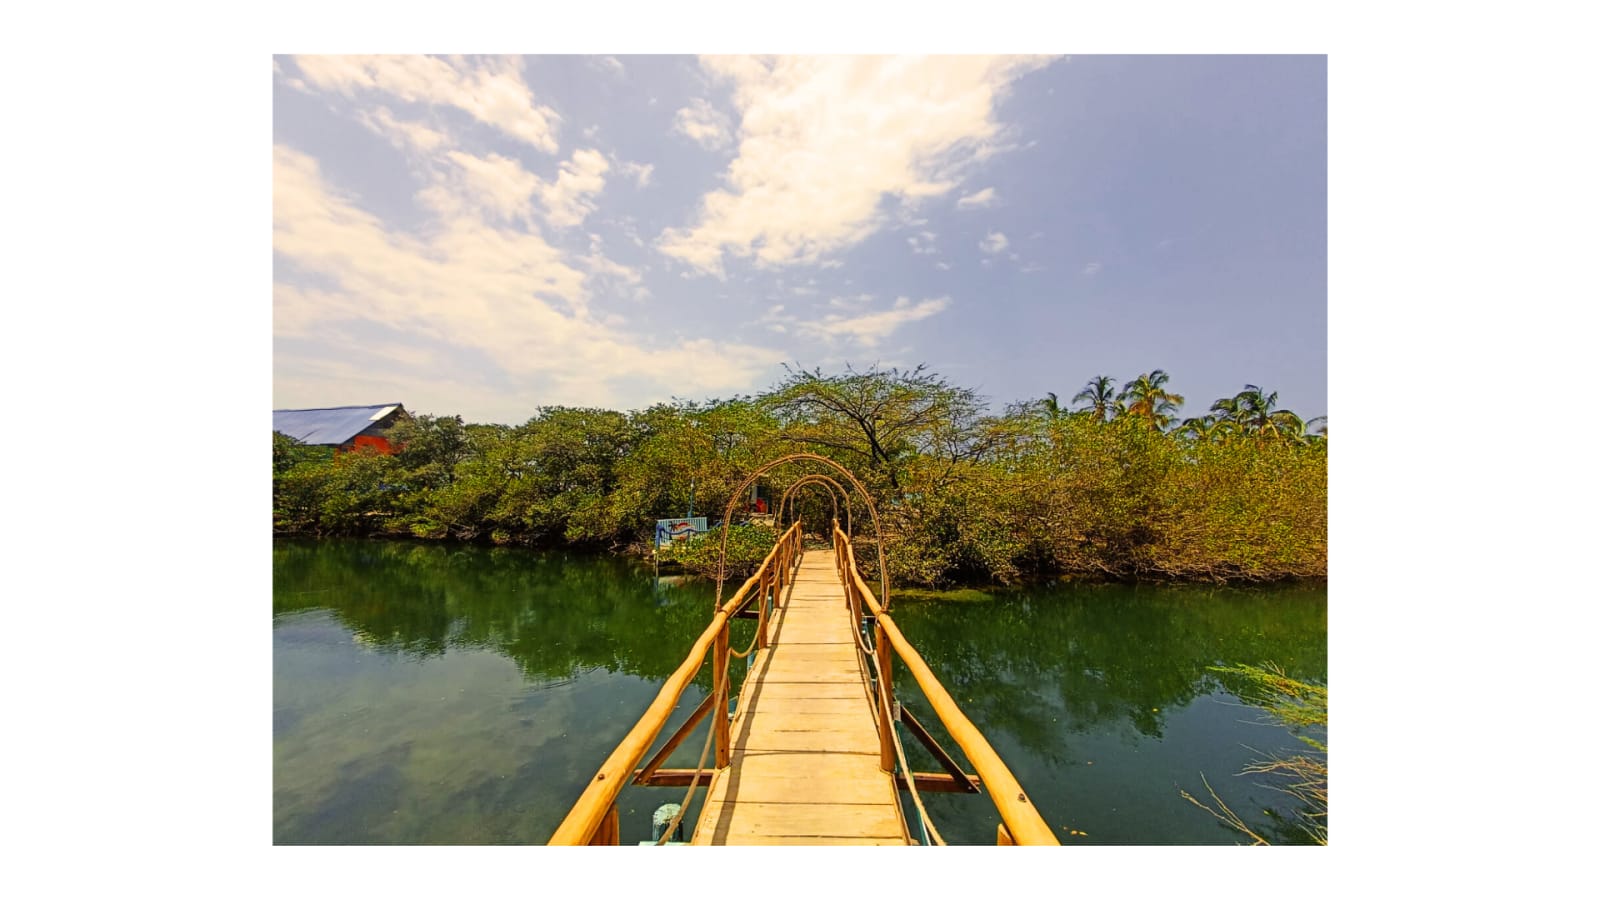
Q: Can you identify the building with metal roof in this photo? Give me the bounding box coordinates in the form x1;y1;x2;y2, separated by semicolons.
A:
272;403;410;454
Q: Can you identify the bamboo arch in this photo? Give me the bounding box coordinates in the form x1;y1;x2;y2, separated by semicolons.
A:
778;473;852;538
715;453;890;613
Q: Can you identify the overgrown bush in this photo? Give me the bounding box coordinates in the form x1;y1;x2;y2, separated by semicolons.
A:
655;525;777;579
272;367;1326;586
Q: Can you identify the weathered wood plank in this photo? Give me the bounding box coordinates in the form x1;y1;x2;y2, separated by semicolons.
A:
694;800;905;842
724;835;907;846
689;548;908;845
737;681;871;700
736;698;876;718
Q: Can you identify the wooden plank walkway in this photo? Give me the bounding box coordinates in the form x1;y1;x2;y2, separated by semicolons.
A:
690;549;910;845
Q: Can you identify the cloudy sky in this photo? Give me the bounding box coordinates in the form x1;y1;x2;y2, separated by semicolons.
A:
273;54;1325;425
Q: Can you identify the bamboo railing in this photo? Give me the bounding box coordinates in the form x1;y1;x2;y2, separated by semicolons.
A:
832;523;1060;846
547;521;804;845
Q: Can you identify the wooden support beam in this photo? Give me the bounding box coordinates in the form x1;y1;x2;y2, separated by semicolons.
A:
757;568;769;651
713;622;730;769
631;768;717;788
997;823;1015;846
875;621;895;773
588;805;619;845
633;692;716;785
898;707;980;793
894;772;984;794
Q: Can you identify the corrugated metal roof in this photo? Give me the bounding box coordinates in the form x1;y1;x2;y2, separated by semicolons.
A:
273;404;405;446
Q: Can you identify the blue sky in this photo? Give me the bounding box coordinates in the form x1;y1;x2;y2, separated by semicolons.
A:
273;54;1325;425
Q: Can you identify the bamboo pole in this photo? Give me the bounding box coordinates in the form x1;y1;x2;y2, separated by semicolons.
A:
713;621;730;769
876;619;895;773
835;525;1059;846
588;806;619;845
547;528;794;845
757;566;769;651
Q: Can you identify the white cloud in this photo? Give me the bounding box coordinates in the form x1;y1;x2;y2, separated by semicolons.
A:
422;150;544;224
769;295;950;348
289;55;562;154
658;55;1054;276
827;293;874;311
590;56;626;77
907;231;939;255
539;148;610;228
956;187;997;209
672;97;733;150
1083;261;1102;275
617;160;655;188
359;106;451;155
273;145;780;419
980;231;1009;254
934;261;952;271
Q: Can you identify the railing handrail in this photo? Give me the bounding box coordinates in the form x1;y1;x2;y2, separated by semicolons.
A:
547;521;802;845
833;524;1060;846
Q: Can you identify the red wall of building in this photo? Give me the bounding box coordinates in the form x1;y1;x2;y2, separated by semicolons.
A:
343;434;394;455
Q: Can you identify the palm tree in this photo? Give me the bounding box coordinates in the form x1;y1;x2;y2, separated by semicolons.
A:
1071;375;1118;424
1209;393;1244;428
1224;385;1312;442
1178;414;1237;443
1117;370;1186;430
1041;392;1065;421
1231;385;1279;435
1268;409;1308;442
1304;415;1327;445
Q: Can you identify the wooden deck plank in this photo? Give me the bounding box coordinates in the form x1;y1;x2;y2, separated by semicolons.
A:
690;548;907;846
724;835;908;845
694;801;905;841
736;698;874;718
735;681;871;700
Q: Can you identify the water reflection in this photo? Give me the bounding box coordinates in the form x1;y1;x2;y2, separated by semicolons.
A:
273;539;737;690
274;539;1325;844
889;583;1326;844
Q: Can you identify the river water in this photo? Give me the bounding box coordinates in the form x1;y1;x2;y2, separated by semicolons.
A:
273;538;1325;845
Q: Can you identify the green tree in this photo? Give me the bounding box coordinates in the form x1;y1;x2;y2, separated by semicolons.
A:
1117;370;1186;430
1071;375;1119;423
388;414;472;490
1040;391;1065;421
764;364;987;497
1214;385;1313;443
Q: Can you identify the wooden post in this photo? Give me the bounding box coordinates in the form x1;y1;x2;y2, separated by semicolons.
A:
757;567;769;650
997;823;1015;846
713;620;730;768
589;805;619;845
876;620;895;773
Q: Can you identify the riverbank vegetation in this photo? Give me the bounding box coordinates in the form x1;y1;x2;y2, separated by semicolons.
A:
273;365;1325;586
1182;663;1328;844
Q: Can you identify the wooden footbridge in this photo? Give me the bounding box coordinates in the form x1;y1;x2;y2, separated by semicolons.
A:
549;455;1057;846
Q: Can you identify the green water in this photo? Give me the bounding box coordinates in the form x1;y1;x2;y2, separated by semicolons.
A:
273;539;1326;845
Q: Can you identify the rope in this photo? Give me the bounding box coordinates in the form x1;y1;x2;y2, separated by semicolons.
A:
886;690;947;846
857;595;940;839
656;689;718;845
729;613;763;659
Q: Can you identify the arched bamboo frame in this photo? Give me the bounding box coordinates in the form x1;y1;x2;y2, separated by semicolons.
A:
716;453;890;612
778;473;852;538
